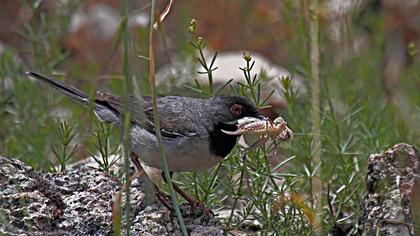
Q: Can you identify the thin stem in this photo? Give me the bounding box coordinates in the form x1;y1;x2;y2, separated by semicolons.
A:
198;49;213;94
246;60;257;103
120;0;131;235
148;1;188;235
226;160;246;228
202;162;222;203
309;0;322;233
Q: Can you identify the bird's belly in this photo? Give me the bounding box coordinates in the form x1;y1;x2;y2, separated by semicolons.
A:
130;126;223;172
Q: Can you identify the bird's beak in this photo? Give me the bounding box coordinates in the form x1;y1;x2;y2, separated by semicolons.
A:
222;115;268;126
256;114;267;120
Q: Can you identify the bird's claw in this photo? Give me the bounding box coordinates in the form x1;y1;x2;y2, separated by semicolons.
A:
154;181;214;217
154;186;174;211
190;200;214;217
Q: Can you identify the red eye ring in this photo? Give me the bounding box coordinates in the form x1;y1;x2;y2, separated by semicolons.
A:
230;104;243;116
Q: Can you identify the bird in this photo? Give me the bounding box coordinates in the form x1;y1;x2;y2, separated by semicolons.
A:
25;71;266;211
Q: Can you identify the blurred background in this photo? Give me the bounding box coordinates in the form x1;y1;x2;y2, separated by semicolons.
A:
1;0;420;234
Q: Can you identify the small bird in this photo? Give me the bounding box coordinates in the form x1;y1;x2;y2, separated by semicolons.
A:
25;71;266;210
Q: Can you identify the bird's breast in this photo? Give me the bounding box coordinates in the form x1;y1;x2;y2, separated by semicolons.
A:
129;126;223;172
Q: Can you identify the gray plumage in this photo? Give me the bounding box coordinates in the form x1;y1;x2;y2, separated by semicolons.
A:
25;71;262;172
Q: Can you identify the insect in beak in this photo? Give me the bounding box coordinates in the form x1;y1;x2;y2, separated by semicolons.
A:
222;116;293;144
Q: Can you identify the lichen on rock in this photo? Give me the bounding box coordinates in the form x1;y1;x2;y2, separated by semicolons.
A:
0;156;224;235
359;143;420;236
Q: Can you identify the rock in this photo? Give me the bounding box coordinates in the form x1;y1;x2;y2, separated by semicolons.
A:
358;143;420;236
0;156;224;235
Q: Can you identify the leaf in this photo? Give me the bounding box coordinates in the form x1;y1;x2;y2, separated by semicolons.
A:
153;0;175;29
261;89;275;106
214;79;234;95
184;85;206;95
111;16;128;53
272;156;296;173
209;51;219;69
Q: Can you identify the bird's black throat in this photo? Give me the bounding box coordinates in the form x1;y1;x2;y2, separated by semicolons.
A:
208;122;239;158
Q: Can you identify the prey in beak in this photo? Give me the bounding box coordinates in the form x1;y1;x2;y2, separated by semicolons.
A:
222;116;293;150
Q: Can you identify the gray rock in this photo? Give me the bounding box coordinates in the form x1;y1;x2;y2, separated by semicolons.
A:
0;156;224;235
359;143;420;236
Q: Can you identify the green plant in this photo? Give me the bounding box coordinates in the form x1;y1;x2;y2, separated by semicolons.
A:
185;19;232;97
89;121;121;174
50;121;78;172
2;1;420;235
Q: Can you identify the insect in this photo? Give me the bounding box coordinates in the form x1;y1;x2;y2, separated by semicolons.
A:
222;116;293;150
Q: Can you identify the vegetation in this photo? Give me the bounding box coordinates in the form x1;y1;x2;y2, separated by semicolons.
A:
0;0;419;235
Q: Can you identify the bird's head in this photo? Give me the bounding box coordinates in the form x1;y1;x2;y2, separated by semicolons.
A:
208;95;266;157
213;95;264;122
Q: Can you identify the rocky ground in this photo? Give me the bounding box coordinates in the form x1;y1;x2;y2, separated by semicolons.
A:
0;157;224;235
1;143;419;235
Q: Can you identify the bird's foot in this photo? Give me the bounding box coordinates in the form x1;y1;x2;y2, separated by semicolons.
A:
169;181;214;216
154;190;213;217
154;186;213;217
153;185;173;211
189;200;214;217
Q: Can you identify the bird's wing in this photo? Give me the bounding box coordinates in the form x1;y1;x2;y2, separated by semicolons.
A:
94;92;199;138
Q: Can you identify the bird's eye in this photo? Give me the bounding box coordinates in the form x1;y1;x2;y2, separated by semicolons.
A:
230;104;243;116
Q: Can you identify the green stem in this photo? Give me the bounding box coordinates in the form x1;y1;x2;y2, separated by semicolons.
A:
120;0;131;235
309;0;322;233
202;162;222;203
61;144;67;171
198;49;213;94
226;161;246;228
244;60;257;105
148;1;188;235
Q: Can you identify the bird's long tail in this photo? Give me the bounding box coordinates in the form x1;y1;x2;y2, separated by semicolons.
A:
25;71;120;124
25;71;90;106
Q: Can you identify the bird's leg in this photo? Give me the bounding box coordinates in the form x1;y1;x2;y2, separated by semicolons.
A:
130;152;173;211
162;172;212;215
173;182;212;215
131;152;211;214
130;152;143;176
153;184;173;211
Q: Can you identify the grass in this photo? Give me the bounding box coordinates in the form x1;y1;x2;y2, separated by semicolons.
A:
147;0;188;234
1;0;420;235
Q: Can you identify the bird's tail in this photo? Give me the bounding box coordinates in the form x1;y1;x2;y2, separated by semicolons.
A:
25;71;120;124
25;71;90;106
